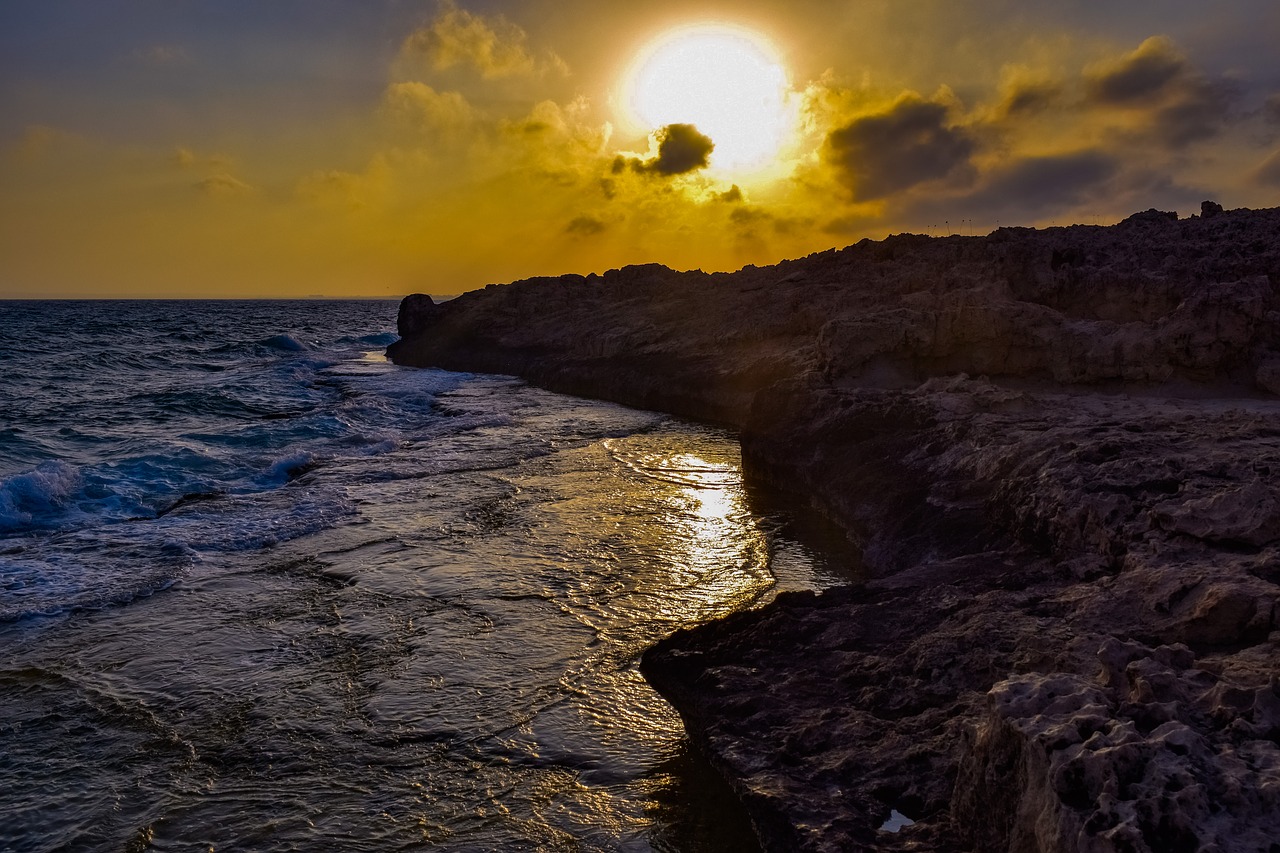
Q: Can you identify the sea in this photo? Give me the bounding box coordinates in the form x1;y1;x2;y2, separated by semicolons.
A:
0;299;856;852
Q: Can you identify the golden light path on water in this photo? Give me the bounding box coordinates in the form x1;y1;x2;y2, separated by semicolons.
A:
598;445;764;626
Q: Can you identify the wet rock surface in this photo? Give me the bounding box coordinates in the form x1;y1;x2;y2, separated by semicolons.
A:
391;206;1280;851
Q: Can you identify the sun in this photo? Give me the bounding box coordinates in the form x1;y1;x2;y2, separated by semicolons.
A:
622;25;794;171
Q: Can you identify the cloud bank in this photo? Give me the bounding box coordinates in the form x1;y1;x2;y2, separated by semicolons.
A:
2;1;1277;297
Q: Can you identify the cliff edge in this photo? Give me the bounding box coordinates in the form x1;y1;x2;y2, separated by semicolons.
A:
389;203;1280;852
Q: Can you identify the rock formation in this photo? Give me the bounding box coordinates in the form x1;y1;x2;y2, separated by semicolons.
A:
389;204;1280;851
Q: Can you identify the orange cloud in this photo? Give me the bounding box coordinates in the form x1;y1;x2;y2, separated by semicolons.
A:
989;66;1064;120
10;125;80;162
400;1;566;80
380;81;479;155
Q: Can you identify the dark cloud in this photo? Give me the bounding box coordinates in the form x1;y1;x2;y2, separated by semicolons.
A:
613;123;715;177
647;124;715;175
997;80;1063;118
728;205;812;248
904;150;1119;225
821;212;880;236
729;206;770;226
823;94;976;201
1085;37;1236;148
974;151;1118;211
716;184;744;203
1264;93;1280;125
1085;36;1186;104
1153;82;1237;146
1256;149;1280;186
565;215;606;236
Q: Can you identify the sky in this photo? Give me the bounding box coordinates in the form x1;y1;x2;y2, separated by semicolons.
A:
2;0;1279;298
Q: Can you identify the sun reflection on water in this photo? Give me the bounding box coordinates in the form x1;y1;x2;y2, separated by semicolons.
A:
561;444;772;687
678;461;748;577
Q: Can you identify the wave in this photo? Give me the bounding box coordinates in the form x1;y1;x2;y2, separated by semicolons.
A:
0;572;178;624
176;489;357;552
338;331;399;347
206;336;315;358
127;387;306;421
0;442;330;535
0;461;81;532
262;451;317;484
260;334;309;352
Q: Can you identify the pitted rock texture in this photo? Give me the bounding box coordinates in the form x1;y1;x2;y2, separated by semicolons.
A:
649;381;1280;851
390;207;1280;851
957;639;1280;853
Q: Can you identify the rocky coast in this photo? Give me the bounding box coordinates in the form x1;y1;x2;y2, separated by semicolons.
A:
388;203;1280;852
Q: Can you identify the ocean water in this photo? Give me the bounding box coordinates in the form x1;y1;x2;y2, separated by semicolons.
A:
0;300;855;852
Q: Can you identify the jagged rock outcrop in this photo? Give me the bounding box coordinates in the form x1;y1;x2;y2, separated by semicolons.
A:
391;205;1280;408
390;205;1280;851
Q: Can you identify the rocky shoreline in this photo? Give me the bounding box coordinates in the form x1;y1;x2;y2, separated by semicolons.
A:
389;203;1280;851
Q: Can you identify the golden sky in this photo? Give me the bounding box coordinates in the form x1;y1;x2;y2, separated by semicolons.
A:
2;0;1279;297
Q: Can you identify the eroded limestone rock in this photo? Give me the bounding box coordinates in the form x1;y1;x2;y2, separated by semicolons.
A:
390;207;1280;851
957;639;1280;853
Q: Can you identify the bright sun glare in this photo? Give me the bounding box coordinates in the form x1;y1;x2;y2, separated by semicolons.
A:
625;25;793;171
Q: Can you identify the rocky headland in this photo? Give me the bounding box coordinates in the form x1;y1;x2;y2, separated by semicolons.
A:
388;203;1280;852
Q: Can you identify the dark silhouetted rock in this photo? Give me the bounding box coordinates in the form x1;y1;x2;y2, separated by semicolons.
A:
389;207;1280;851
1201;199;1224;218
392;206;1280;401
396;293;442;339
1121;208;1180;225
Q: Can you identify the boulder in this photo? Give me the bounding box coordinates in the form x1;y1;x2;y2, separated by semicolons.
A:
396;293;442;339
